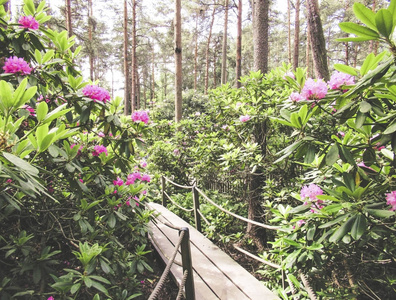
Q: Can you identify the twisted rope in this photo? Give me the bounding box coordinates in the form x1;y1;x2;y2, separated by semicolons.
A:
164;176;193;189
148;230;186;300
299;271;317;300
164;191;194;212
176;269;189;300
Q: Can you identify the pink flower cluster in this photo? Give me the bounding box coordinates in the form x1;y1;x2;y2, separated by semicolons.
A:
3;56;32;75
239;115;250;122
23;105;35;116
301;78;328;100
328;71;354;90
300;183;323;202
92;145;108;156
131;110;150;124
385;191;396;211
82;85;110;103
113;172;151;187
18;15;39;30
283;71;295;80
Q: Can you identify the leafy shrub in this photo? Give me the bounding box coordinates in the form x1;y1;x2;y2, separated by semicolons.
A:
0;1;152;299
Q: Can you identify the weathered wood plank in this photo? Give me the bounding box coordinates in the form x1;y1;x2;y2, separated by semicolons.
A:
147;202;279;300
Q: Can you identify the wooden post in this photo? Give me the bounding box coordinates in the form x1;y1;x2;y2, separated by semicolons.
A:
192;185;201;232
180;227;195;300
161;176;166;207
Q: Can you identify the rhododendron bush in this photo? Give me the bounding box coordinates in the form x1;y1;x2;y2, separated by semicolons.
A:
0;1;152;299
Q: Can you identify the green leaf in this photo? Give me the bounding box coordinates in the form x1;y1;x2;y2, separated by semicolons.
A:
360;53;375;76
355;111;366;129
83;276;93;288
353;3;377;31
375;9;394;38
336;37;374;42
326;144;339;166
2;152;39;175
384;121;396;134
70;283;81;294
365;208;395;218
360;101;371;113
351;214;367;240
23;0;35;15
42;50;55;63
307;226;316;241
108;213;116;228
329;216;356;243
90;280;109;296
334;64;358;76
34;49;42;65
283;238;301;247
39;132;56;152
339;22;379;39
36;101;48;121
285;249;302;269
319;214;349;229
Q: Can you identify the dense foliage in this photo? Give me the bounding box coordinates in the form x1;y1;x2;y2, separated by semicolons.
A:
148;2;396;299
0;1;153;299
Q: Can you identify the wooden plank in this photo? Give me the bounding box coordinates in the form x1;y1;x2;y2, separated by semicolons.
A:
149;220;220;299
147;202;279;300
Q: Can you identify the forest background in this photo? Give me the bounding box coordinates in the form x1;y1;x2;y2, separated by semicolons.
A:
7;0;386;119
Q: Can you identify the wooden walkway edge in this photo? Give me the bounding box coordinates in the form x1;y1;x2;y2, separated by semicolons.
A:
147;202;279;300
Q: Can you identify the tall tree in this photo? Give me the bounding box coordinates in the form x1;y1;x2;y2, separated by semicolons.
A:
65;0;72;37
221;0;229;85
205;5;216;94
175;0;182;122
235;0;242;88
194;10;199;91
123;0;130;115
306;0;329;80
287;0;291;65
293;0;300;70
88;0;94;80
252;0;269;74
131;0;138;112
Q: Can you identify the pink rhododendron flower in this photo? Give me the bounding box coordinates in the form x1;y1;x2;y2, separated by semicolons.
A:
79;179;84;183
113;177;124;186
23;105;35;116
141;190;147;195
328;72;354;90
140;161;147;168
92;145;108;156
19;15;39;30
301;78;328;100
293;219;306;229
82;85;110;103
141;174;151;182
300;183;323;202
195;112;201;116
3;56;32;75
385;191;396;211
289;92;304;102
239;115;250;122
126;172;142;185
173;149;180;155
98;131;105;137
131;110;150;124
47;297;54;300
6;179;13;183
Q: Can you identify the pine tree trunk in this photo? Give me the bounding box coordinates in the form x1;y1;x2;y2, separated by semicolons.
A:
306;0;329;81
194;16;198;91
131;0;137;112
253;0;269;74
88;0;94;81
123;0;130;115
175;0;183;122
287;0;291;65
306;22;310;78
235;0;242;88
205;6;216;94
151;50;155;104
221;0;229;85
65;0;72;37
293;0;300;70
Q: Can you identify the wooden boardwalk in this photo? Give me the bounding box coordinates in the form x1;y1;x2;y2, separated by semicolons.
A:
147;202;279;300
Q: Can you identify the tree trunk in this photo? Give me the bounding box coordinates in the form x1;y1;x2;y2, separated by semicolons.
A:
88;0;94;81
253;0;269;74
151;49;155;104
293;0;300;70
287;0;291;65
194;11;199;91
205;6;216;94
221;0;229;85
131;0;137;112
306;0;329;81
65;0;72;37
235;0;242;88
306;21;310;78
123;0;130;115
175;0;182;122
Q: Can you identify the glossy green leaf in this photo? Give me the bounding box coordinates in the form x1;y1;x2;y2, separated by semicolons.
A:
326;144;339;166
351;214;367;240
353;3;377;31
375;9;393;38
339;22;380;39
2;152;39;175
319;214;349;229
334;64;358;76
329;215;356;243
36;101;48;121
365;208;395;218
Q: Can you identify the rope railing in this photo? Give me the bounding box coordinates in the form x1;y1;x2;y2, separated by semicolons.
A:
148;213;195;300
160;175;318;300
